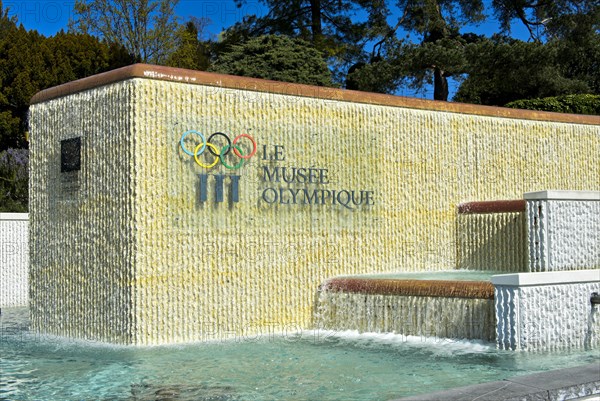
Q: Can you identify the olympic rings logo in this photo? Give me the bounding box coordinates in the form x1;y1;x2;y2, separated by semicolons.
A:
180;131;257;169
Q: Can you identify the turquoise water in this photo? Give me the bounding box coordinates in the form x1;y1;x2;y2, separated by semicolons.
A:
344;269;502;281
1;307;598;401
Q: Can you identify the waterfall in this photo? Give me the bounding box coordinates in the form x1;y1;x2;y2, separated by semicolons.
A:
314;278;496;341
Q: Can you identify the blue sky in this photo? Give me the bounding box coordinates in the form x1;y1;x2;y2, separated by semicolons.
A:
3;0;531;99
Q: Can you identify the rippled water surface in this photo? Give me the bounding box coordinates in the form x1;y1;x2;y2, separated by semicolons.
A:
1;308;597;401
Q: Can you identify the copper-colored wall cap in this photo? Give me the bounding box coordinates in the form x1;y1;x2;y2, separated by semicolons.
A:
457;200;527;214
321;278;495;299
30;63;600;125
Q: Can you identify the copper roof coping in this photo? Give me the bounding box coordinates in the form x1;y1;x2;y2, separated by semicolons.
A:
30;63;600;126
457;200;527;214
320;277;495;299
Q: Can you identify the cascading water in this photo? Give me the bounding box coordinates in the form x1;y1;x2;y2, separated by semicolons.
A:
585;293;600;350
314;277;496;341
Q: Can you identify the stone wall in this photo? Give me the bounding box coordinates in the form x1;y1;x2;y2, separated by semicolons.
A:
494;270;600;351
28;64;600;344
29;82;136;343
0;213;28;307
526;191;600;272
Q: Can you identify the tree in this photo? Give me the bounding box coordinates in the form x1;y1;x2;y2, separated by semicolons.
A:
0;28;133;150
363;0;485;101
550;11;600;94
70;0;180;64
0;0;133;150
226;0;374;81
232;0;367;52
0;0;14;34
0;148;28;211
344;35;411;93
492;0;597;42
210;35;334;87
0;1;19;149
0;25;50;150
165;19;211;71
454;36;588;105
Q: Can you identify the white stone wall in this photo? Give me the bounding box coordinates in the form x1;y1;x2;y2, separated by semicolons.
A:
527;191;600;272
0;213;28;307
494;270;600;351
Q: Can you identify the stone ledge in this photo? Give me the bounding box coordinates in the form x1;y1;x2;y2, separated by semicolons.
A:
395;362;600;401
0;213;28;221
457;200;526;214
321;278;494;299
491;269;600;287
524;190;600;201
30;64;600;126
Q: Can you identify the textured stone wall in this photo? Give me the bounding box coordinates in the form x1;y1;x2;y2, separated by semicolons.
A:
495;279;600;351
29;81;136;342
456;212;527;272
528;199;600;271
0;213;28;307
29;73;600;344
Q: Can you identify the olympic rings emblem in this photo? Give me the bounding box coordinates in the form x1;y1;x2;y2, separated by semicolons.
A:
180;131;257;169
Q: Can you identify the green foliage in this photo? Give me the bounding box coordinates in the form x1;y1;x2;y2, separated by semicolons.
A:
344;36;411;93
491;0;598;42
0;25;50;149
226;0;375;86
165;19;211;71
454;6;599;106
550;11;600;94
505;94;600;115
0;0;15;34
408;38;468;76
355;0;485;100
454;37;589;106
232;0;368;58
0;148;28;212
345;59;406;94
210;35;334;87
0;1;133;151
70;0;180;63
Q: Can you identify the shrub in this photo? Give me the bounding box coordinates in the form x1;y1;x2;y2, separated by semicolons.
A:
210;35;334;87
505;94;600;115
0;148;28;212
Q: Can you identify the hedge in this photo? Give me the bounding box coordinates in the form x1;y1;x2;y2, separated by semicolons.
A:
505;94;600;115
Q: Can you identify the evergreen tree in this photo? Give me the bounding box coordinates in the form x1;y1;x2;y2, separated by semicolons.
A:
210;35;334;87
356;0;485;101
225;0;374;81
165;19;211;71
492;0;597;42
454;36;591;105
0;1;132;150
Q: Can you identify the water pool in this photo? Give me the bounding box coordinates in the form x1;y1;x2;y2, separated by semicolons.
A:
1;308;597;401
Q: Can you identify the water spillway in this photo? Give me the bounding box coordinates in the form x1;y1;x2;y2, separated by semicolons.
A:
315;276;496;341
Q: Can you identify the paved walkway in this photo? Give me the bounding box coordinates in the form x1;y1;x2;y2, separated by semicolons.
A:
395;362;600;401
